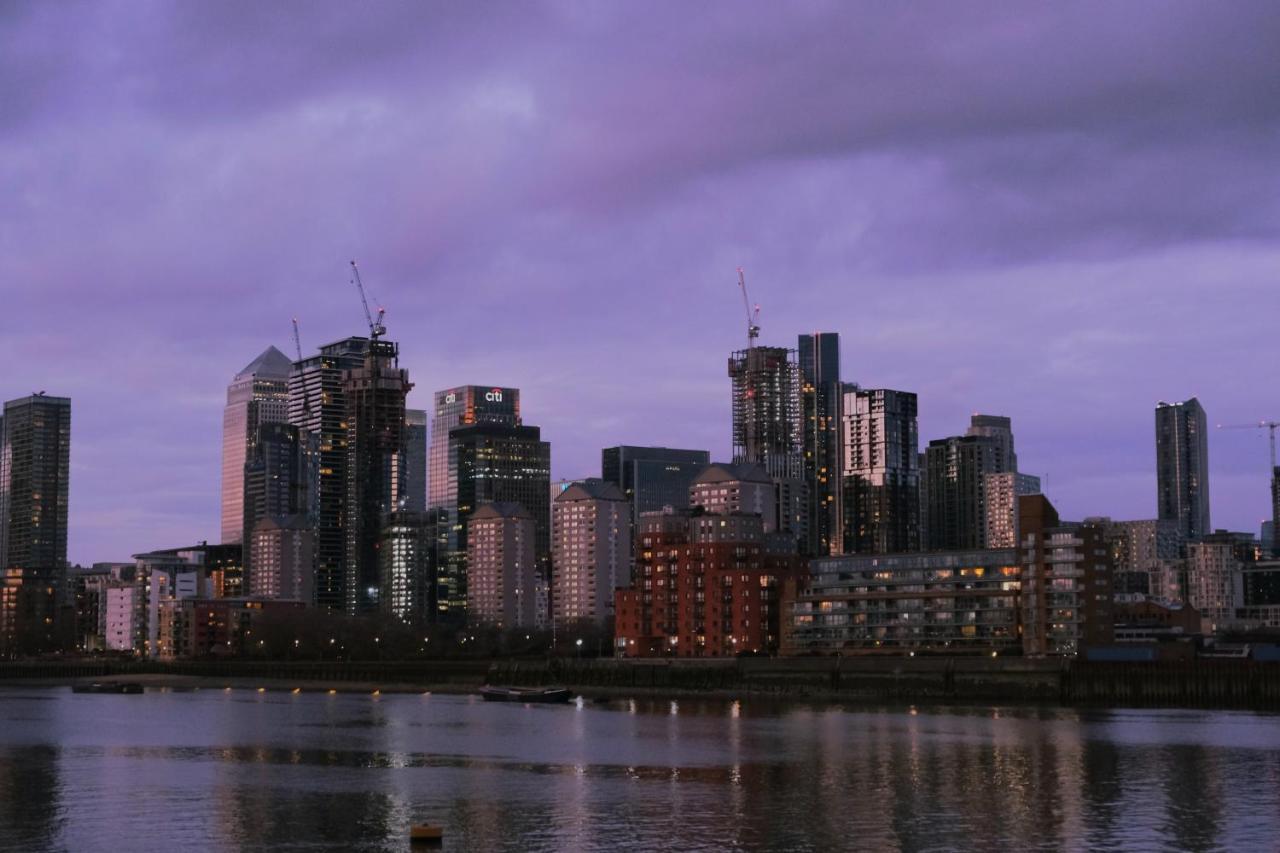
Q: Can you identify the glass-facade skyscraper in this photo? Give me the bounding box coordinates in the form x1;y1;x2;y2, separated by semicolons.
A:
427;386;520;511
288;336;369;612
601;446;710;518
799;332;841;556
343;339;412;615
220;347;292;544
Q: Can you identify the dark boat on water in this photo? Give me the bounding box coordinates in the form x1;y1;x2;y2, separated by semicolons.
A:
479;686;573;704
72;682;144;695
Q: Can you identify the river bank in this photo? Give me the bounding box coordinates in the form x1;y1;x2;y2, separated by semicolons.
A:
4;656;1280;710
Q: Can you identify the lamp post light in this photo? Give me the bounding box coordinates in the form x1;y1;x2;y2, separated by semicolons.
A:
575;638;583;659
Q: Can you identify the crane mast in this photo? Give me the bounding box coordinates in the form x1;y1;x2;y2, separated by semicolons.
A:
1217;420;1280;470
350;260;386;340
291;317;303;362
737;267;761;350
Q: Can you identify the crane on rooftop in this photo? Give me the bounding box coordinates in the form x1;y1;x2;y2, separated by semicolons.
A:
737;267;761;351
1217;420;1280;473
350;259;386;341
291;317;303;362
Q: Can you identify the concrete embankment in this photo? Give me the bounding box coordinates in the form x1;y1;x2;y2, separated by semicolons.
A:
3;657;1280;710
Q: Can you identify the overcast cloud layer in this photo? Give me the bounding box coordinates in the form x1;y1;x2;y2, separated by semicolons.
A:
2;1;1278;563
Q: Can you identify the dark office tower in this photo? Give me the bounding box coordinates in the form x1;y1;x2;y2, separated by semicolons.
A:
601;446;710;518
0;394;71;655
220;346;292;544
343;338;412;615
241;423;307;592
288;337;369;612
427;386;520;510
840;388;920;554
450;423;551;622
401;409;428;513
728;345;803;479
799;332;842;556
1155;398;1210;542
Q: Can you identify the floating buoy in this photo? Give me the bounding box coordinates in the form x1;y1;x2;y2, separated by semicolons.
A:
409;824;443;845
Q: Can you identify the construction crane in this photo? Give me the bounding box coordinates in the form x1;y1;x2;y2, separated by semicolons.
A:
350;259;386;340
1217;420;1280;472
291;317;303;362
736;267;761;350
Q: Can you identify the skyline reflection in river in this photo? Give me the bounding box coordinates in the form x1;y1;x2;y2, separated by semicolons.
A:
1;687;1277;851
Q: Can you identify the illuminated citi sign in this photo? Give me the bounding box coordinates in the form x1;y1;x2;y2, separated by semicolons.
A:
440;388;508;409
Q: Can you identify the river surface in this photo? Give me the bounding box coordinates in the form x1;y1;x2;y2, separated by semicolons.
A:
1;686;1278;851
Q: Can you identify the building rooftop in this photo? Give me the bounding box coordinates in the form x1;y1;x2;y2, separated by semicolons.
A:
235;345;294;380
471;501;533;521
555;479;627;503
692;462;771;485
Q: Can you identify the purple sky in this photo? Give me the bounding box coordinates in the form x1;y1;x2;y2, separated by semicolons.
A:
3;2;1279;564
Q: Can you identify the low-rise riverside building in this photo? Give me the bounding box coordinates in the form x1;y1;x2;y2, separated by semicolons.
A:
785;548;1022;655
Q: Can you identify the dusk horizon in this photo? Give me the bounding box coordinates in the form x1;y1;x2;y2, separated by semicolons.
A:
5;3;1279;565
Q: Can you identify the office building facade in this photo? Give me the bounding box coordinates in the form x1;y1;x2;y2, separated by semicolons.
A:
289;337;369;612
241;422;308;586
799;332;842;556
379;509;441;627
343;339;412;615
601;445;710;517
220;347;292;544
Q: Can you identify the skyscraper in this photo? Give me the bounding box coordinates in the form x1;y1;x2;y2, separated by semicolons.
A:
728;345;803;479
840;388;920;554
799;332;842;556
1155;398;1210;541
427;386;520;510
220;347;292;544
450;422;551;622
0;394;72;655
923;414;1022;551
552;480;631;628
288;336;369;612
343;338;412;615
401;409;428;513
241;422;308;591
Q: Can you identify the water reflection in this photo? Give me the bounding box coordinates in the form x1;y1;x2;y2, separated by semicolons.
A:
0;689;1278;852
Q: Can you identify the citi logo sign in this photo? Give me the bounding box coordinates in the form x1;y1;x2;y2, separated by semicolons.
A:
443;392;457;405
485;389;504;402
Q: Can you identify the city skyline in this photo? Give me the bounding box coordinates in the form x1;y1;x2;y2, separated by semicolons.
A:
3;2;1279;564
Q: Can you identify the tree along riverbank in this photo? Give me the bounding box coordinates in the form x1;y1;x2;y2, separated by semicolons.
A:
3;656;1280;710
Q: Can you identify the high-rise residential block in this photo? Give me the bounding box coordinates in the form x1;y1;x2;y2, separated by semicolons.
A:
923;414;1023;551
840;387;920;554
983;472;1042;549
379;509;441;626
289;337;369;612
1019;495;1114;656
552;480;631;628
728;345;803;479
1155;398;1210;541
247;515;314;601
0;393;71;655
241;422;308;586
689;463;776;530
220;347;292;544
343;338;412;615
799;333;842;556
467;502;538;629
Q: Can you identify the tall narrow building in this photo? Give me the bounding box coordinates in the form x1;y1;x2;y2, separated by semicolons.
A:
241;422;308;591
728;345;803;479
220;347;292;544
401;409;428;513
288;337;369;612
799;332;842;556
1155;398;1210;542
343;338;412;615
0;394;72;655
467;502;538;629
450;422;551;622
840;388;920;554
552;480;631;628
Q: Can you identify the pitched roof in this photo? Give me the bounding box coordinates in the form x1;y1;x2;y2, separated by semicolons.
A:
554;478;627;503
692;462;771;485
235;345;294;380
470;501;533;521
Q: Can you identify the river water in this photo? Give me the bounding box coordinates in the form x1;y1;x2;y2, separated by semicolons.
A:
1;686;1278;851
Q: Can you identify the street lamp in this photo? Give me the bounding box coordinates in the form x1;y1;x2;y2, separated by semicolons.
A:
575;638;583;658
